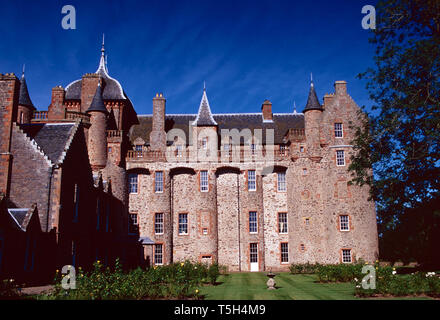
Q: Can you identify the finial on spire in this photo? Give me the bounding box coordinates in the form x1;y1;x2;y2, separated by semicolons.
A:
101;33;105;53
22;64;25;78
310;72;314;87
293;100;297;114
203;81;206;91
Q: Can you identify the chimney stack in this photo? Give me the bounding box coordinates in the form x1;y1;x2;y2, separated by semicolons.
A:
150;93;167;151
261;100;273;121
334;81;347;96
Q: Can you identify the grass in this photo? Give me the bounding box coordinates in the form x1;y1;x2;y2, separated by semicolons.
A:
199;273;433;300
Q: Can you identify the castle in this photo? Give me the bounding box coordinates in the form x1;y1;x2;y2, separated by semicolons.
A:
0;40;378;282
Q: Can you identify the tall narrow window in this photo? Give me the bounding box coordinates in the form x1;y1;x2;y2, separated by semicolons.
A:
176;144;183;158
19;112;24;124
178;213;188;235
281;243;289;263
278;213;288;234
96;198;101;231
250;243;258;263
128;213;138;235
249;211;258;233
339;215;350;231
73;184;79;222
248;170;256;191
336;150;345;166
128;173;138;194
277;172;286;192
155;213;164;234
251;143;256;155
154;244;163;265
155;171;163;193
280;144;286;155
200;170;209;192
201;137;208;150
334;123;343;138
342;249;352;263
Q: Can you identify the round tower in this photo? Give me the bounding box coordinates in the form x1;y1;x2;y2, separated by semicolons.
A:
303;75;323;154
86;82;108;171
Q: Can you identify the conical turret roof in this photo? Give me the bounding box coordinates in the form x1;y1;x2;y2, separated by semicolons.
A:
87;83;108;113
19;72;35;110
192;86;217;126
303;76;323;112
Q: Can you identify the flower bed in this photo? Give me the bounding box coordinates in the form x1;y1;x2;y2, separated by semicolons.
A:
45;259;222;300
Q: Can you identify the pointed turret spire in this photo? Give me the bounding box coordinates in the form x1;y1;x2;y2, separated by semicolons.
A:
192;84;217;126
303;74;323;112
86;83;108;114
293;101;297;114
97;34;108;74
18;65;35;109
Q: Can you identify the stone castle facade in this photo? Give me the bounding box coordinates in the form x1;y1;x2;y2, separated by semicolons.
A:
0;40;378;281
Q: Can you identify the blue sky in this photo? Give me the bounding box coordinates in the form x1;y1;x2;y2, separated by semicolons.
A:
0;0;378;115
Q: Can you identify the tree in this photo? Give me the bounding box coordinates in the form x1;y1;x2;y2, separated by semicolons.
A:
350;0;440;267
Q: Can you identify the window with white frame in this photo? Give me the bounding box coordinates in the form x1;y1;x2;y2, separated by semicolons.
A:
278;213;288;234
342;249;352;263
281;243;289;263
200;170;209;192
154;244;163;265
250;243;258;263
176;144;183;157
339;215;350;231
248;170;256;191
128;173;138;194
249;211;258;233
334;123;343;138
178;213;188;235
155;171;163;193
336;150;345;166
128;213;138;234
155;213;164;234
277;172;286;192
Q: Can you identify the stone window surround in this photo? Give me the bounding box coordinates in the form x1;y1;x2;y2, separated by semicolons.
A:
280;242;289;264
200;170;209;192
128;173;138;194
341;248;352;263
154;212;164;235
154;171;164;193
247;170;256;191
339;214;350;232
336;150;345;166
178;213;189;235
248;211;258;234
154;243;164;265
334;122;344;138
276;171;286;192
278;212;288;234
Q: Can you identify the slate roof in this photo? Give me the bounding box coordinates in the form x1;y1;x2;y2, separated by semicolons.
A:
87;84;107;113
19;123;76;163
18;75;35;110
130;113;304;145
192;89;217;126
303;82;323;112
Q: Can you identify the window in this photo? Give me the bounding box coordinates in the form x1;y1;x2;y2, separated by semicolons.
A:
300;244;305;252
73;184;79;222
200;170;209;192
155;213;164;234
202;228;208;235
335;123;343;138
281;243;289;263
108;147;112;153
154;244;163;265
305;218;310;226
201;137;208;150
249;211;258;233
135;145;143;152
280;145;287;155
19;112;24;124
342;249;352;263
250;243;258;263
179;213;188;235
277;172;286;192
251;143;256;155
278;213;288;234
96;198;101;230
336;150;345;166
339;215;350;231
303;168;308;175
128;213;138;235
155;171;163;193
128;173;138;194
300;146;304;153
176;144;183;157
248;170;256;191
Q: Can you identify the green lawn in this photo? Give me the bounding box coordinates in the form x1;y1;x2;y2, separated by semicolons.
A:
199;273;433;300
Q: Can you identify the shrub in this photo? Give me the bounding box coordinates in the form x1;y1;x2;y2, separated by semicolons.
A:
289;262;320;274
0;279;20;299
207;263;220;285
